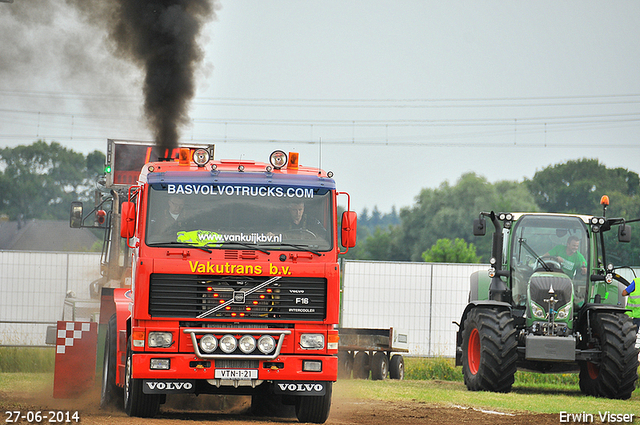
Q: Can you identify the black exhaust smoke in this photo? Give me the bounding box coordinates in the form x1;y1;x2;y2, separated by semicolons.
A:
108;1;215;152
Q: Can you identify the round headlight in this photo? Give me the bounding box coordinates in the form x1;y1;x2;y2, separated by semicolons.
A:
258;335;276;354
269;150;287;169
239;335;257;354
199;334;217;353
193;148;210;166
219;334;238;353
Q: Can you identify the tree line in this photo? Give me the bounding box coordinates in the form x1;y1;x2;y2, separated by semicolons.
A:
1;141;639;265
346;159;640;266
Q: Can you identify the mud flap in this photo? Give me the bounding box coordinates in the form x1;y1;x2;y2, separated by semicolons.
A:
273;381;327;396
53;321;98;398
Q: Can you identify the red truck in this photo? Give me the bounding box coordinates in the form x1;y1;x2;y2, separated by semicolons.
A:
69;140;357;423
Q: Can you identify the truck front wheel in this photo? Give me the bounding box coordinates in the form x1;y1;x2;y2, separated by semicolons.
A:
461;307;517;393
100;314;121;409
295;382;332;424
579;312;638;399
124;338;160;417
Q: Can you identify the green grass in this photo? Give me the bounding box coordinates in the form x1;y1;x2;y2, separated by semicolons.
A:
0;347;55;373
405;356;580;389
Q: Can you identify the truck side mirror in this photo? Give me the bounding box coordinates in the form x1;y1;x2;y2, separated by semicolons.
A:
473;218;486;236
120;201;136;239
70;202;83;228
618;224;631;243
341;211;357;248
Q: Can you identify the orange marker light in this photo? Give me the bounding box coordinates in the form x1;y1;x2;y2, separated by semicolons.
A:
288;152;299;169
179;148;190;165
600;195;610;206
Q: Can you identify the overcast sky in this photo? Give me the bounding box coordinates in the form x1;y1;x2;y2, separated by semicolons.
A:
1;1;639;213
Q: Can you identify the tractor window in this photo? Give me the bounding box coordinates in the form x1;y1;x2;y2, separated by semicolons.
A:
510;215;589;306
144;183;334;252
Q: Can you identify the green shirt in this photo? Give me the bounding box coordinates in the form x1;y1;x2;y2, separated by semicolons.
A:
548;244;586;277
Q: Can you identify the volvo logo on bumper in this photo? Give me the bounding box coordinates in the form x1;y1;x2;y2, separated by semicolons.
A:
143;380;195;394
274;382;326;396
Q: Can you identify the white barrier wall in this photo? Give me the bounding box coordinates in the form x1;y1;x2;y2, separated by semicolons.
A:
0;251;101;346
2;252;638;353
341;260;487;357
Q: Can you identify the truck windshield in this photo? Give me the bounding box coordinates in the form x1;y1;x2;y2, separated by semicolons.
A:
145;184;333;252
510;215;589;306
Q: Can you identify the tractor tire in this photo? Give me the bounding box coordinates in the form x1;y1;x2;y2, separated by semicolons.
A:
100;314;121;409
461;307;517;393
389;355;404;380
578;312;638;399
337;351;354;379
370;352;388;380
124;338;161;417
352;351;370;380
295;382;332;424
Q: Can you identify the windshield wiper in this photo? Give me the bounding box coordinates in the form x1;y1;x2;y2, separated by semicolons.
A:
147;242;212;253
204;241;271;255
260;243;321;256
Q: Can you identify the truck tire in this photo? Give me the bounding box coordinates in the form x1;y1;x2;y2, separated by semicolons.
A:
578;312;638;399
100;314;121;409
461;307;517;393
370;352;388;380
124;338;160;417
389;355;404;380
352;351;370;379
295;382;332;424
337;351;354;379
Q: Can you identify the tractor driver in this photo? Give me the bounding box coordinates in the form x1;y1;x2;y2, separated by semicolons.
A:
542;235;587;278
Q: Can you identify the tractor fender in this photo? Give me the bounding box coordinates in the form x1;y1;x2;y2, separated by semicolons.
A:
454;300;512;366
577;303;630;327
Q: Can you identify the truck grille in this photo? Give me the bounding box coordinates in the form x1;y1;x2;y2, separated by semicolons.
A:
149;274;326;321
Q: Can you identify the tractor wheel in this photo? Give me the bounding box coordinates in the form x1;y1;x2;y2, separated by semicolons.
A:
370;352;389;380
100;314;121;409
578;312;638;399
352;351;370;380
124;338;161;417
295;382;332;424
337;351;354;379
389;355;404;380
461;307;517;393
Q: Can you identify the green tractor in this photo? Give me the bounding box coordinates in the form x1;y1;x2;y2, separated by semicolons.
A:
455;198;639;399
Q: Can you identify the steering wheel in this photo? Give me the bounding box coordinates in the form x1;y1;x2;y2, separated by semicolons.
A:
533;257;563;273
283;228;317;240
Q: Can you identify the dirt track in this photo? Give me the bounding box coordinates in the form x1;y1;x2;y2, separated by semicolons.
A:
1;384;563;425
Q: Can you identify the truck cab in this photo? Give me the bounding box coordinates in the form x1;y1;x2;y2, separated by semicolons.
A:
72;140;357;423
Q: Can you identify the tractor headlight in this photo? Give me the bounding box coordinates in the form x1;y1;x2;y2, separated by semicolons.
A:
556;303;572;320
531;303;546;319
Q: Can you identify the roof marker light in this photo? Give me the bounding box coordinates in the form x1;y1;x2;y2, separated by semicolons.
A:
193;148;210;167
269;150;287;169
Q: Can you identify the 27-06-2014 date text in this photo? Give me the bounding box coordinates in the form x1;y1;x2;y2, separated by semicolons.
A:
4;411;79;423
